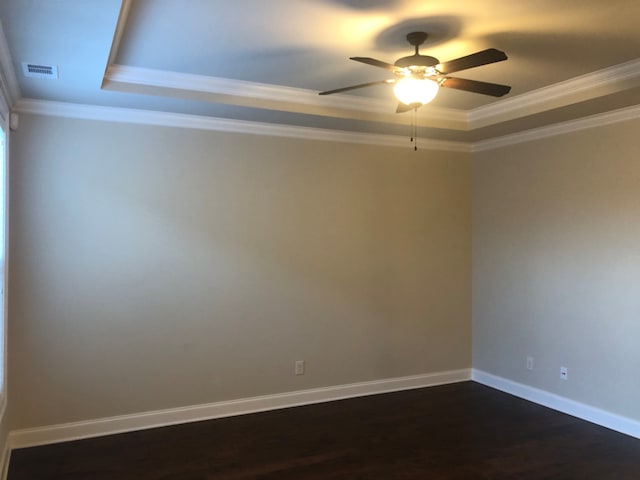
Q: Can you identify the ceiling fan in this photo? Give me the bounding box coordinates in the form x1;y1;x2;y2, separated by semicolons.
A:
319;31;511;113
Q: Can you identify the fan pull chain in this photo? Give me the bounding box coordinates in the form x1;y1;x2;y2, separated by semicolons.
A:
410;109;414;149
410;107;418;151
414;107;418;151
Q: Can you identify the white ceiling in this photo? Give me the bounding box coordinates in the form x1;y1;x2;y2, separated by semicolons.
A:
1;0;639;144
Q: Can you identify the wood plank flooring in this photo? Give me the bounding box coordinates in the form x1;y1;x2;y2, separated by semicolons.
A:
8;382;640;479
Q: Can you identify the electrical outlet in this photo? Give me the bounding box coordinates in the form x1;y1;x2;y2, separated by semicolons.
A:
560;366;568;380
526;356;534;371
295;360;305;376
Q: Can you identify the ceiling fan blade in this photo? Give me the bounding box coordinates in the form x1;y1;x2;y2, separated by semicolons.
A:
350;57;401;72
440;77;511;97
437;48;507;74
396;102;422;113
319;79;394;95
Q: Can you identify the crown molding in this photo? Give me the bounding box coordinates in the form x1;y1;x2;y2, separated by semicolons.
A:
103;59;640;136
13;99;472;153
469;59;640;129
15;98;639;154
103;64;468;131
0;21;21;119
473;103;640;152
101;0;133;82
105;64;384;111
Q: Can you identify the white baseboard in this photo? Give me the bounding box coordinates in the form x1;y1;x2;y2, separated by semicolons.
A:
472;369;640;439
10;368;471;449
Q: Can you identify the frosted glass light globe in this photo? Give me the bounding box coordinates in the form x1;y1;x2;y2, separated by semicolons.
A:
393;78;439;106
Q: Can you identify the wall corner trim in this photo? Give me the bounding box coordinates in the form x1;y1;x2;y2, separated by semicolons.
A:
9;368;471;450
472;369;640;440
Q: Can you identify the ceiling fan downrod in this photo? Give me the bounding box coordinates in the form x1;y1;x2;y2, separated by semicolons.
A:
406;31;429;54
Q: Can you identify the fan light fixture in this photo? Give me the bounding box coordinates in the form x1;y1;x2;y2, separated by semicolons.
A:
318;31;511;149
393;77;439;106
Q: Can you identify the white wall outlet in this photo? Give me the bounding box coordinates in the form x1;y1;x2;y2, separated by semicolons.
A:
560;366;568;380
295;360;305;376
526;356;534;370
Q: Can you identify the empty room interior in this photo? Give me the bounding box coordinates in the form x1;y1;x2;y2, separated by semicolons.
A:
0;0;639;478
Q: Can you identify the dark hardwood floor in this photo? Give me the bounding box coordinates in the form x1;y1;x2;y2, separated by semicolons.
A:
8;382;640;479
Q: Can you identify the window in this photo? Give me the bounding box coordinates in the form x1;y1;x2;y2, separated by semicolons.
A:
0;64;9;414
0;121;6;408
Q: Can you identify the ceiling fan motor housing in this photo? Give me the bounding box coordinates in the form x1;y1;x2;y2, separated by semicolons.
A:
394;55;439;69
395;32;440;74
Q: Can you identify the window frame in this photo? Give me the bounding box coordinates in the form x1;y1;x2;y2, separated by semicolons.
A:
0;99;8;416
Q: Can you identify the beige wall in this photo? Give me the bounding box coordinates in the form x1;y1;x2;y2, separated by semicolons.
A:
8;114;472;429
473;118;640;420
7;108;639;435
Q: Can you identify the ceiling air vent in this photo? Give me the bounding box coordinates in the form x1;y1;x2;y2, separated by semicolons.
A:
22;63;58;79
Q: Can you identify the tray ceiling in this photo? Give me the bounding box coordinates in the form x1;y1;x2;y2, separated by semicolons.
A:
1;0;639;146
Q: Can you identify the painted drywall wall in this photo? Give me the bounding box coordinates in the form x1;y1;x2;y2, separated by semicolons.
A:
473;118;640;420
8;114;471;429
